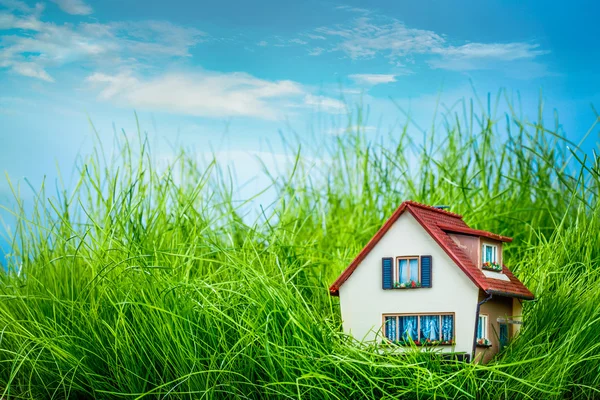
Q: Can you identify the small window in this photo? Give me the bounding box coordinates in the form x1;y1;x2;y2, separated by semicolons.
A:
396;256;419;286
482;243;497;264
476;314;490;346
477;315;488;340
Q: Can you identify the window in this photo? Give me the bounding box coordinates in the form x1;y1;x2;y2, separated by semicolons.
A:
383;313;454;345
395;256;419;285
382;256;432;289
477;315;488;339
482;244;497;264
476;314;490;346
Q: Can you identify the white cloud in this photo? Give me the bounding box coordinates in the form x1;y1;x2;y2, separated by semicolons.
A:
87;70;348;119
340;88;362;95
349;73;396;85
257;40;268;46
429;42;550;71
435;42;548;60
10;61;53;81
304;94;346;113
51;0;92;15
0;6;206;81
308;47;324;56
316;17;444;60
335;5;371;15
108;20;206;57
0;0;44;16
313;16;549;74
0;12;43;30
289;38;307;45
86;70;308;120
304;33;326;40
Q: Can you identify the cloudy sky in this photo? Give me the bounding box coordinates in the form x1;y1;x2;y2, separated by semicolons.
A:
0;0;599;258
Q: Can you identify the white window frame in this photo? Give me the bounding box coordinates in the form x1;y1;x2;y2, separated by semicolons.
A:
477;314;488;339
482;243;497;264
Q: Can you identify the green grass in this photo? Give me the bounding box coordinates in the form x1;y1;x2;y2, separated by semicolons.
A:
0;93;599;399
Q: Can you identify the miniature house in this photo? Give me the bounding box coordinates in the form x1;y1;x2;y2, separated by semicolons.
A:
329;201;534;363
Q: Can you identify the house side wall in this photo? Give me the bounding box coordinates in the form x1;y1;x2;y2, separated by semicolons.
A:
512;299;523;336
475;293;513;364
338;212;479;355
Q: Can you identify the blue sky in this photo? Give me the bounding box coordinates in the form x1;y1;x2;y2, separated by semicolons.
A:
0;0;599;261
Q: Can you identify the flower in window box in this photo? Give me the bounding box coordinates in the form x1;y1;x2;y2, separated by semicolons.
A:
439;339;455;345
399;282;406;288
482;261;502;271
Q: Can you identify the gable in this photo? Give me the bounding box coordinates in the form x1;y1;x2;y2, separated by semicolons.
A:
340;211;477;293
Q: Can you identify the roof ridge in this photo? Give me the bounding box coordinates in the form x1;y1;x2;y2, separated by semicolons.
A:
404;200;463;219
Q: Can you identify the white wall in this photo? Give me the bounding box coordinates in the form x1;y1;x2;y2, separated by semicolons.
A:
338;212;479;354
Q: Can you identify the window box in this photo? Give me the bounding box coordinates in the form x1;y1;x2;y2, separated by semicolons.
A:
476;337;492;348
393;280;421;289
417;338;455;346
383;338;456;346
482;261;502;272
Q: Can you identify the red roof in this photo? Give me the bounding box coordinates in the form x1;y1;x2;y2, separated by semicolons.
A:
329;200;534;300
437;223;513;243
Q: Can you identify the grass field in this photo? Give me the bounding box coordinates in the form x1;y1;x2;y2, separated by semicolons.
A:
1;94;599;399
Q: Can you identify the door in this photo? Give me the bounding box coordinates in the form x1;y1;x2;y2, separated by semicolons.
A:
499;323;509;350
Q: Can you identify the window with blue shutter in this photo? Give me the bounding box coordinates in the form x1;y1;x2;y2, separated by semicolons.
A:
382;257;393;289
420;255;432;287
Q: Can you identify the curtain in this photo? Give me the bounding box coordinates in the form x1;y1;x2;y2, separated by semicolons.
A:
484;245;495;263
398;259;407;282
399;316;418;341
441;315;454;341
477;316;483;338
385;316;397;341
420;315;439;341
409;259;419;281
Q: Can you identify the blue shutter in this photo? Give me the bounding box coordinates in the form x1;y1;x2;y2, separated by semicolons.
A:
382;257;393;289
420;255;432;287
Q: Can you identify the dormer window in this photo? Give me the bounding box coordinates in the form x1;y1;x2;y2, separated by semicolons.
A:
481;242;502;271
482;244;497;264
